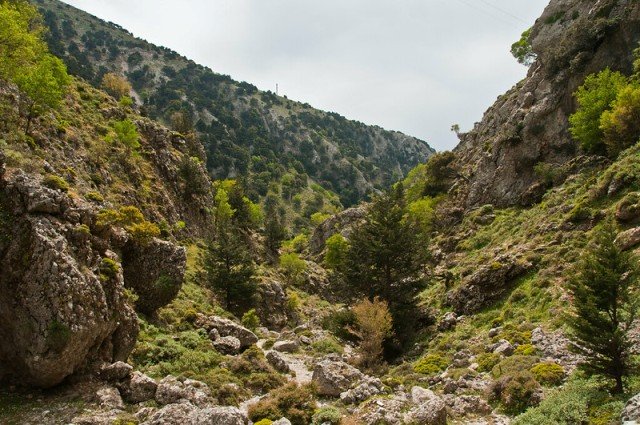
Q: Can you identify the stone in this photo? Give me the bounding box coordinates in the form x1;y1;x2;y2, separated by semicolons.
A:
531;327;581;369
100;361;133;382
212;336;242;355
198;406;248;425
72;409;124;425
272;419;292;425
492;339;514;356
616;227;640;251
266;350;290;373
120;371;158;404
255;279;289;330
438;312;458;331
312;359;365;397
404;388;447;425
356;393;409;425
208;328;220;341
340;376;384;404
195;315;258;349
142;402;201;425
155;376;211;407
273;340;299;353
622;393;640;422
96;386;125;410
135;407;157;422
122;238;187;316
444;394;492;417
488;327;502;338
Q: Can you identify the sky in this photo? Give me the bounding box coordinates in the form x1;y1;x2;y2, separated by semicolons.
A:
61;0;549;151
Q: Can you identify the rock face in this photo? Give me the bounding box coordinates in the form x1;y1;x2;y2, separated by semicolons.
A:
309;206;367;255
616;227;640;251
446;254;533;314
122;237;186;315
255;279;289;330
452;0;640;208
196;314;258;349
0;171;139;388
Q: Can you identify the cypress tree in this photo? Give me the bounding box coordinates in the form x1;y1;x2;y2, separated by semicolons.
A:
566;219;639;394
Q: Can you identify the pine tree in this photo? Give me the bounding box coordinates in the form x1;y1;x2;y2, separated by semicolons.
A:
345;183;426;350
264;192;286;255
567;219;639;394
201;188;256;314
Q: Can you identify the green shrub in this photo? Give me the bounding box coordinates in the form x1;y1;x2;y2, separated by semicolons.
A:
85;191;104;202
530;362;564;386
311;337;344;355
324;233;349;270
514;344;536;356
111;119;140;151
321;309;357;342
488;371;541;414
253;420;273;425
43;174;69;192
247;383;317;425
241;309;260;331
99;257;120;281
600;84;640;157
127;221;160;245
511;28;535;66
569;68;628;154
312;406;342;425
492;355;539;378
279;252;307;284
413;353;450;376
476;352;501;373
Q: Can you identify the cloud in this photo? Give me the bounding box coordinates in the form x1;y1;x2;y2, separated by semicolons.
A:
61;0;548;150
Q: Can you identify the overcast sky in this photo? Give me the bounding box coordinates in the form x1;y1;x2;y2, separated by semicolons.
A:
61;0;549;151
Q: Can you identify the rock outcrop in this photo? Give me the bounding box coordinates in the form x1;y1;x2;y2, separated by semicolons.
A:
196;314;258;350
0;171;138;388
453;0;640;208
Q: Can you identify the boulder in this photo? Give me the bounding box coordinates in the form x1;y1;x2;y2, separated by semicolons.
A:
0;172;139;388
155;376;211;407
444;394;492;417
266;350;290;373
255;279;289;330
492;340;514;356
356;393;409;425
96;386;125;410
122;237;186;315
198;406;248;425
272;419;292;425
438;312;458;331
120;371;158;403
196;315;258;349
616;227;640;251
404;387;447;425
212;336;241;355
273;340;299;353
100;361;133;382
312;359;365;397
622;393;640;422
340;376;384;404
142;403;248;425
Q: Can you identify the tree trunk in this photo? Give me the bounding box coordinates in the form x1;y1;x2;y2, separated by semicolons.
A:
614;374;624;394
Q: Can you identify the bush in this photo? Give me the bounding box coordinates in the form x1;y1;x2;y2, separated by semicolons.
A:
279;252;307;284
247;383;317;425
321;309;357;342
351;297;393;369
99;258;120;281
324;233;349;270
600;84;640;157
111;119;140;152
488;371;541;414
476;352;501;373
492;355;539;378
530;362;565;386
241;309;260;331
311;337;344;355
569;68;628;154
413;353;449;376
101;73;131;99
514;344;536;356
127;221;161;245
312;406;342;425
43;174;69;192
85;191;104;202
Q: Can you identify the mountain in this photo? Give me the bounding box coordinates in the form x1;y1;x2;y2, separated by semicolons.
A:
34;0;434;207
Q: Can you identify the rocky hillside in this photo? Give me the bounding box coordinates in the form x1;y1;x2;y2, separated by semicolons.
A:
452;0;640;208
34;0;434;207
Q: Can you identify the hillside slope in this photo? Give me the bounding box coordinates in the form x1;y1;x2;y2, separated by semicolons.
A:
34;0;434;206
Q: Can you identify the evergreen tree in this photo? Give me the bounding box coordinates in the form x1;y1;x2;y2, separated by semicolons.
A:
264;192;286;255
567;219;639;394
345;183;426;351
201;188;256;314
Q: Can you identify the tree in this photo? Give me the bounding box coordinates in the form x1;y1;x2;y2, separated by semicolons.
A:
201;188;257;314
600;84;640;157
264;192;287;255
349;297;393;370
101;72;131;99
569;69;628;154
324;233;349;270
345;183;426;351
279;252;307;285
112;119;140;152
566;219;639;394
510;28;536;66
